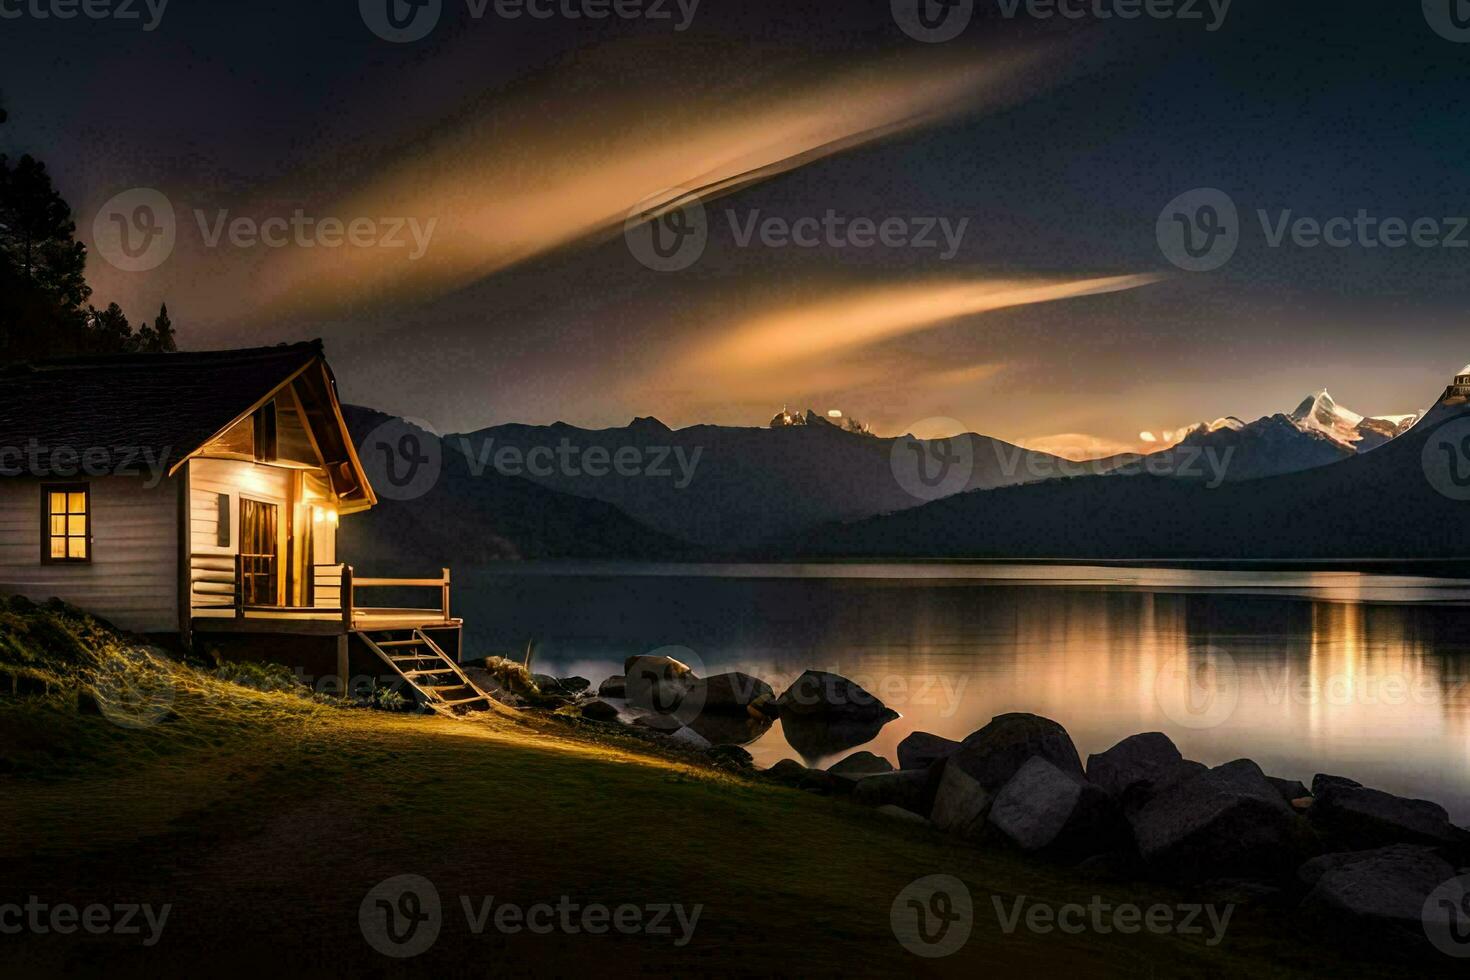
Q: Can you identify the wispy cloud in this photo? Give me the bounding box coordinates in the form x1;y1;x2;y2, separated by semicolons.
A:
253;44;1052;313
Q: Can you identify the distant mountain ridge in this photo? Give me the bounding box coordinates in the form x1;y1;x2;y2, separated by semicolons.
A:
448;414;1073;549
792;383;1470;562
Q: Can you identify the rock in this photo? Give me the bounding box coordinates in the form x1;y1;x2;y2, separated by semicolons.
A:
826;751;894;793
780;714;894;765
828;751;894;778
666;727;712;751
762;758;837;793
1130;759;1303;881
1301;844;1456;929
852;770;929;814
1311;773;1361;797
1086;732;1204;806
579;698;621;722
1309;781;1463;851
748;692;781;719
534;674;591;697
948;713;1084;793
875;804;930;825
598;675;626;698
763;759;809;784
623;655;696;713
775;670;899;723
704;745;754;770
1267;776;1312;806
690;672;774;714
631;712;683;733
897;731;962;772
684;712;773;747
988;756;1125;860
929;762;993;839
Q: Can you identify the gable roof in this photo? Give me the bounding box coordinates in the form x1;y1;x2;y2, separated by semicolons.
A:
0;341;376;509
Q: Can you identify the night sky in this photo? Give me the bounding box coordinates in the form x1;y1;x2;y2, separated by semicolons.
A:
2;0;1468;455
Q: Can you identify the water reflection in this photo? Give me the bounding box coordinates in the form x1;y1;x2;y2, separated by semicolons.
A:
463;564;1470;821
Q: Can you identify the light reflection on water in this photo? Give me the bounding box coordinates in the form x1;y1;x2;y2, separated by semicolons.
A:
459;563;1470;822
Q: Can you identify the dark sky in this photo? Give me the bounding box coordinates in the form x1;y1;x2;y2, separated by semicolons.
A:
3;0;1468;454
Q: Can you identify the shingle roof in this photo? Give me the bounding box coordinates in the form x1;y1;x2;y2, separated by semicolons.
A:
0;341;323;475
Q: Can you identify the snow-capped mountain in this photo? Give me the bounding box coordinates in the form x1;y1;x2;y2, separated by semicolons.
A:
1288;391;1419;452
1102;391;1424;484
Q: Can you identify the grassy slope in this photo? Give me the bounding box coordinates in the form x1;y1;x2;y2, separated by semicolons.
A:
0;607;1435;978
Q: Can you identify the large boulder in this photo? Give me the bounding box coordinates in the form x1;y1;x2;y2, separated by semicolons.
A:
775;671;899;723
852;770;929;814
1086;732;1204;807
623;655;696;713
988;756;1125;861
897;731;962;771
688;672;774;714
948;714;1084;793
1301;844;1456;930
1130;759;1304;881
597;675;626;698
929;762;992;840
1309;778;1464;852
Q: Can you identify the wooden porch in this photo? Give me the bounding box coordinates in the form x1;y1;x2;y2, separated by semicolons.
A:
191;555;460;636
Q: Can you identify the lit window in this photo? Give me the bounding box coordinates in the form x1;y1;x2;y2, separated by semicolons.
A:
43;484;90;563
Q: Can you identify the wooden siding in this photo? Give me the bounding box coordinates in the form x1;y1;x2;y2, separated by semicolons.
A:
0;475;179;633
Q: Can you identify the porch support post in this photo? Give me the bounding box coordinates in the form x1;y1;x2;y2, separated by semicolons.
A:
335;633;350;698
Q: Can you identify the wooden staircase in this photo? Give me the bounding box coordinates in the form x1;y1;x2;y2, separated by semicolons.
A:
355;628;492;716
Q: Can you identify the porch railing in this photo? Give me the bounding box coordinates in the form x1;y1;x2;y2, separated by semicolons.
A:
189;552;452;628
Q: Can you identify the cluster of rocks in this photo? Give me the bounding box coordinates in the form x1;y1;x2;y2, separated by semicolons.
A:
765;713;1470;946
480;656;903;769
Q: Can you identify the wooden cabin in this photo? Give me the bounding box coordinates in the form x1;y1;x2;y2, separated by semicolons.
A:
0;341;486;709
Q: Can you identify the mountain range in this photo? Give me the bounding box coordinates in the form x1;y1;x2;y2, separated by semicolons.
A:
338;371;1467;562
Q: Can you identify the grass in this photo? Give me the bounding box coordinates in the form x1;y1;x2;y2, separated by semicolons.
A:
0;599;1448;978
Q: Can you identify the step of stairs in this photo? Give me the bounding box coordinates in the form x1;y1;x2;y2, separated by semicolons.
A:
356;628;493;717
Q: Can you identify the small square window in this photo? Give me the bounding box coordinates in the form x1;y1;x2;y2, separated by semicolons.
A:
42;483;90;564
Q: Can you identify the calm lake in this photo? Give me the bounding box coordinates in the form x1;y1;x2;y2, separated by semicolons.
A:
456;563;1470;822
